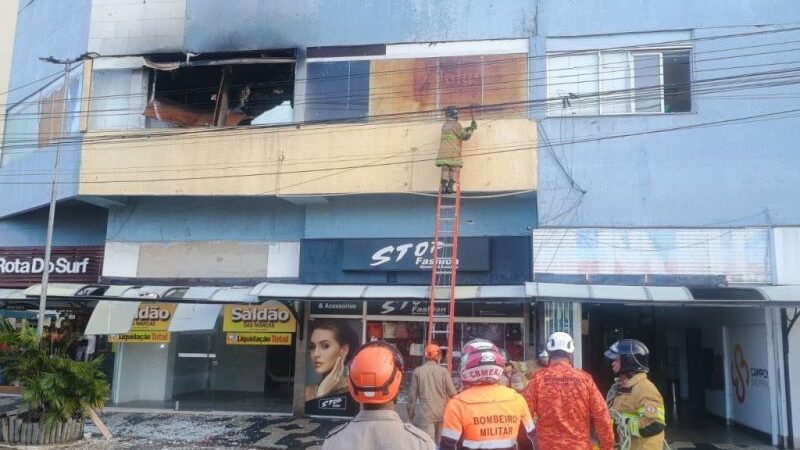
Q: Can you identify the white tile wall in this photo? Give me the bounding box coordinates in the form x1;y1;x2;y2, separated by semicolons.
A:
89;0;186;55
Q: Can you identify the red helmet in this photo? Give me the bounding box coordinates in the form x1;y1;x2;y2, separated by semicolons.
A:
348;341;404;404
425;344;441;360
459;339;505;385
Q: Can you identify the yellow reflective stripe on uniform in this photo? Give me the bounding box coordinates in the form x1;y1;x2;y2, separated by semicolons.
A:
636;405;666;422
620;413;641;437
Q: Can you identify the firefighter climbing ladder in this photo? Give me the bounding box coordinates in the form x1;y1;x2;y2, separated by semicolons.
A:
427;171;462;372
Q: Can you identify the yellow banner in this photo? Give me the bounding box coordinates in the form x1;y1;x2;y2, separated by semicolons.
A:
109;331;170;344
225;332;293;346
223;301;297;333
130;303;176;331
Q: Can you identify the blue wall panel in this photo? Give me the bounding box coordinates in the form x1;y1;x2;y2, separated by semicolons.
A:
0;202;107;247
105;197;305;242
1;0;91;217
304;194;536;239
534;1;800;227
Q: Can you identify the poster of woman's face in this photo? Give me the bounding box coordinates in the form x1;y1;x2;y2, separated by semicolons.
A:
305;319;362;416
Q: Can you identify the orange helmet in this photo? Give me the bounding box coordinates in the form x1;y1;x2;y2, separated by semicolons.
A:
425;344;441;360
348;341;404;404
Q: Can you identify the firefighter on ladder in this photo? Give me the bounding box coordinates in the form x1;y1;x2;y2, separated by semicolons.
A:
437;106;477;194
604;339;667;450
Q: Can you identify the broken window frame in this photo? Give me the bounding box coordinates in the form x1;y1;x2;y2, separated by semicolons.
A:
1;64;83;166
143;52;297;128
86;51;297;130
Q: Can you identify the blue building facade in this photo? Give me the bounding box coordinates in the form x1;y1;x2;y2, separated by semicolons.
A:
1;0;799;444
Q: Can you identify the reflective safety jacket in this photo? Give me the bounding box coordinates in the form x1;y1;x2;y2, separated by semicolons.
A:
436;119;475;167
523;360;614;450
441;383;535;450
610;373;666;450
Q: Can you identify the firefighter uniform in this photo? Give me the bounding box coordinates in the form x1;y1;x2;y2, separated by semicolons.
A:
610;373;666;450
523;360;614;450
437;118;476;188
407;360;457;442
322;409;436;450
440;383;535;450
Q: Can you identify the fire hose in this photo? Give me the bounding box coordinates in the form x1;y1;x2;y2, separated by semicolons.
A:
606;381;671;450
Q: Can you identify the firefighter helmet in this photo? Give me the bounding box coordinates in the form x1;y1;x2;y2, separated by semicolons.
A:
605;339;650;374
546;332;575;354
445;105;459;118
348;341;404;404
425;343;442;360
459;339;505;385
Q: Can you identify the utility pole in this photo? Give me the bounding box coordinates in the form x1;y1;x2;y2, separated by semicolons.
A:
36;53;92;337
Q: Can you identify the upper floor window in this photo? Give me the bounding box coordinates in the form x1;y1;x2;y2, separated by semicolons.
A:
546;48;691;116
305;39;529;122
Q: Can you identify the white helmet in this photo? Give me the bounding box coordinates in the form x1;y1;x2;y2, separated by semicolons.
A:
546;332;575;354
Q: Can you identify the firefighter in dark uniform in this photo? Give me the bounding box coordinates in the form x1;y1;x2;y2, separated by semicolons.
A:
322;341;436;450
605;339;666;450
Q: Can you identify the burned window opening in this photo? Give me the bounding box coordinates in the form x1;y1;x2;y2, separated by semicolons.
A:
143;58;295;128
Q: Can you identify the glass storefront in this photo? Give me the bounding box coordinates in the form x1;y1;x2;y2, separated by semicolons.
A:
109;302;297;413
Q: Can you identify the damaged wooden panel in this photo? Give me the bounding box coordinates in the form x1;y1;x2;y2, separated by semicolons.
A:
369;59;437;116
439;55;483;114
482;54;528;118
79;118;537;196
369;54;527;119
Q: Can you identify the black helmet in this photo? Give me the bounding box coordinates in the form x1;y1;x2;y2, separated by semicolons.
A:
535;344;549;367
445;105;458;118
605;339;649;374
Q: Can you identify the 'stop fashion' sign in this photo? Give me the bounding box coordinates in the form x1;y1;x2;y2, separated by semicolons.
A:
341;238;490;272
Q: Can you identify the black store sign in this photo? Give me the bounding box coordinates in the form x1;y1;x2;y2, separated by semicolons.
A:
342;238;490;272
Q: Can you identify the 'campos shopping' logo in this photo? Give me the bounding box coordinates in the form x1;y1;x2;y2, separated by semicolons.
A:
731;344;749;403
731;344;769;404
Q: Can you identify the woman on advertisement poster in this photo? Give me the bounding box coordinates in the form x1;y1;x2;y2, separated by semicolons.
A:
306;320;361;416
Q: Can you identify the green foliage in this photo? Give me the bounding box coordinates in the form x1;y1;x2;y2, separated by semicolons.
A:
0;319;109;429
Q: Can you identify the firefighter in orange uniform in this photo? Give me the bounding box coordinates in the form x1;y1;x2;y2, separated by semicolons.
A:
523;332;614;450
440;339;535;450
322;341;436;450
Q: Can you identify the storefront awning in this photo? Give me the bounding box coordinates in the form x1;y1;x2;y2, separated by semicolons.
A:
84;301;141;335
0;289;25;300
250;283;527;300
82;285;261;335
525;282;800;307
23;283;107;298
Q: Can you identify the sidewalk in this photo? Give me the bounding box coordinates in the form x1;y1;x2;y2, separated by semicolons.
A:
0;395;780;449
81;410;776;450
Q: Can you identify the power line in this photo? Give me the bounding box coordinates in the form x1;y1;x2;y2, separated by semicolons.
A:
0;106;797;186
3;25;800;114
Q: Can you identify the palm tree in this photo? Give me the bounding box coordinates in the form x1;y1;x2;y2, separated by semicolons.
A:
0;318;108;441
